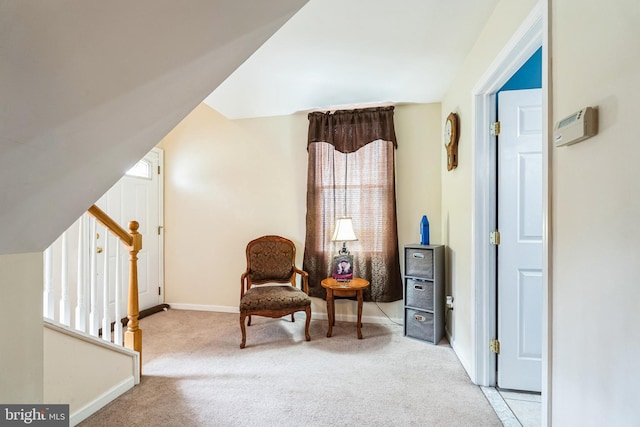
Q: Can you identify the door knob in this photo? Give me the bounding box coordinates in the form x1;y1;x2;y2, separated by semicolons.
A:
96;247;103;254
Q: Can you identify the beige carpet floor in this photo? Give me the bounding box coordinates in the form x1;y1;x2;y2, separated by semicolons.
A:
79;309;501;427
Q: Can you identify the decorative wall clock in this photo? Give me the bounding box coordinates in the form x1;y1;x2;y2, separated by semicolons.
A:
444;112;459;171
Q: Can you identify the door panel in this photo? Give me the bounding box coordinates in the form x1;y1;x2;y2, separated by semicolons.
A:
518;153;542;241
497;88;542;392
96;149;162;313
517;270;542;359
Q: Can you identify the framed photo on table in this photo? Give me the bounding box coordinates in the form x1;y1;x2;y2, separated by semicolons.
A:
332;254;353;281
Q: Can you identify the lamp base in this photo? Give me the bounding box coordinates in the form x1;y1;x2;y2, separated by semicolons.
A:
338;242;350;255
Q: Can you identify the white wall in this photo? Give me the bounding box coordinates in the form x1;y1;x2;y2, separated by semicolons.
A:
0;253;43;403
551;1;640;424
162;103;441;322
43;324;137;424
440;0;538;374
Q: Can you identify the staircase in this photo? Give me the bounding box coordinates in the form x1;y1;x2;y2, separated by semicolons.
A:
42;205;144;425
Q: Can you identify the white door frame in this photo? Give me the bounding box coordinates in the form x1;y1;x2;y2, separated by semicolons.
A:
154;147;165;306
470;1;550;416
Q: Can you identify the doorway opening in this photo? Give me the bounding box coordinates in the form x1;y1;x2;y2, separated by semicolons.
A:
95;147;165;319
496;51;542;393
470;0;548;396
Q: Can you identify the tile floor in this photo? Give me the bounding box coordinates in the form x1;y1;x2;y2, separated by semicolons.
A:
482;387;541;426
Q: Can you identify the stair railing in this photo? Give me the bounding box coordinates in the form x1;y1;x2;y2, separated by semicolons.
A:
43;204;143;373
87;205;142;364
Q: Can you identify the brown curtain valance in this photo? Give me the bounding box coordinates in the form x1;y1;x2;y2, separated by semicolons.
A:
307;106;397;153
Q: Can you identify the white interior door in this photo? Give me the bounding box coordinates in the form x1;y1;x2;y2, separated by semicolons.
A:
96;148;163;313
497;88;542;392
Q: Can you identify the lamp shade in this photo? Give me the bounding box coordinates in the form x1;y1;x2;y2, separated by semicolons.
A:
331;218;358;242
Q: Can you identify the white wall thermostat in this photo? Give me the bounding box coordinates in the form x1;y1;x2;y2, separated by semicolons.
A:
554;106;598;147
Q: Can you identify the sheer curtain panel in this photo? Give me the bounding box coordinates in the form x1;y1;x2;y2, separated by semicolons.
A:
303;107;402;302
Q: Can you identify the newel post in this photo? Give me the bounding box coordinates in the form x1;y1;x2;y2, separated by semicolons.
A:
124;220;143;373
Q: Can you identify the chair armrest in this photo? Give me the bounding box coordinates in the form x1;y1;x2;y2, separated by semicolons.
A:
293;267;309;294
240;270;250;297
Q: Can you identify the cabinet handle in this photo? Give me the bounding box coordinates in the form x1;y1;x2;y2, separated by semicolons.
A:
412;253;425;259
414;314;425;322
414;284;424;291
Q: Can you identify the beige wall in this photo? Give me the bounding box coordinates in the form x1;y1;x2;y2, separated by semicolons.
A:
440;0;538;372
162;103;441;321
0;253;44;403
162;105;308;310
395;104;442;249
551;0;640;424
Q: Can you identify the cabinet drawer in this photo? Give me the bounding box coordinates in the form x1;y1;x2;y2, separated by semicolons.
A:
405;248;434;279
405;279;434;310
405;308;434;343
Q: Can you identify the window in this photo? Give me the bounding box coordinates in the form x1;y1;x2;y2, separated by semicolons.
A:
303;107;402;302
125;159;152;179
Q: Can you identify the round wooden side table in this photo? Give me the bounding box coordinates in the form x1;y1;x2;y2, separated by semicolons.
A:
320;277;370;339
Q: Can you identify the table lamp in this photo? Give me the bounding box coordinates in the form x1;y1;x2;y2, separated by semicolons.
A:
331;217;358;255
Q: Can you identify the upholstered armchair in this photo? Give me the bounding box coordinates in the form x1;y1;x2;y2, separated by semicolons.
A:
239;235;311;349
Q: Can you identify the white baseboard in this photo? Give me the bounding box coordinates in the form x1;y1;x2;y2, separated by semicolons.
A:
167;303;239;313
70;377;135;426
168;303;401;325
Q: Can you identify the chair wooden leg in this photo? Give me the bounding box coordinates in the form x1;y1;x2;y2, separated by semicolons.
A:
291;313;295;322
247;314;252;326
304;307;311;341
240;313;247;349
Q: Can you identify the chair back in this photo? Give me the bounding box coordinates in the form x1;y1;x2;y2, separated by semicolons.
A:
245;235;296;285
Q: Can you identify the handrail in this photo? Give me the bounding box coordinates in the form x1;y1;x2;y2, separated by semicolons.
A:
87;205;132;246
87;204;143;374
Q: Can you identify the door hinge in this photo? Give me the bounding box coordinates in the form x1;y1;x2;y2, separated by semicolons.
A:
158;225;163;235
490;121;501;136
158;286;161;296
490;339;501;354
490;230;501;245
158;165;161;174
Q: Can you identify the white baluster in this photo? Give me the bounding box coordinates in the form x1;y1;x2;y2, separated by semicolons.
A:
43;246;55;319
59;233;71;326
113;243;123;346
89;218;99;337
75;215;88;332
102;232;111;342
